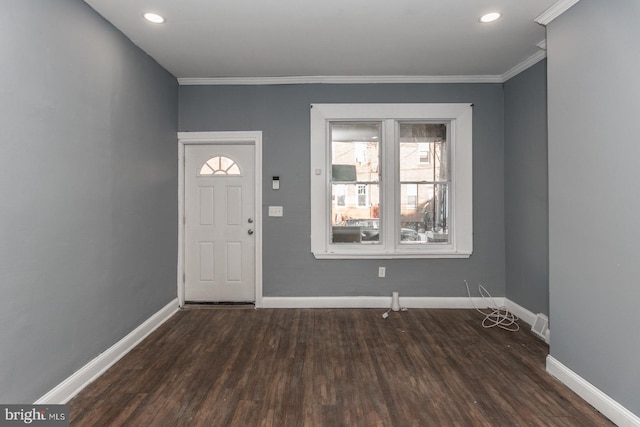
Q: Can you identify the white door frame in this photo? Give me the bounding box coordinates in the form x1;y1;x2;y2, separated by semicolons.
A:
177;131;263;308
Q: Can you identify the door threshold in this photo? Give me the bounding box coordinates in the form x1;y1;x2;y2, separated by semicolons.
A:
183;301;255;310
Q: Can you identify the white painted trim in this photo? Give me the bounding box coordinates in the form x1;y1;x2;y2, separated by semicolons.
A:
263;297;551;341
501;50;547;82
178;75;504;86
535;0;582;25
504;299;539;327
177;131;264;308
504;299;550;343
177;143;185;306
546;356;640;427
261;296;505;309
35;298;179;404
310;103;473;259
312;253;472;260
177;52;552;87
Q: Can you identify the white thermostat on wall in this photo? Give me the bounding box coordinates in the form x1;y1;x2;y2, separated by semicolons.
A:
272;176;280;190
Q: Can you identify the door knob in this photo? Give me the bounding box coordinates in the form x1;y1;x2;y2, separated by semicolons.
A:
248;229;254;235
248;218;254;223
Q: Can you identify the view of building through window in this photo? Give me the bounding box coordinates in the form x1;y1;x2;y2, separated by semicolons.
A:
330;121;448;244
399;122;449;243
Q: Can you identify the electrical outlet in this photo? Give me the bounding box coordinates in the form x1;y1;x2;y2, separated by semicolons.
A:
378;267;386;278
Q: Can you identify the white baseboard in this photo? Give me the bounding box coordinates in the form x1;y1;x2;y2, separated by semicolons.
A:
504;299;538;326
261;296;505;309
35;295;639;426
505;299;550;343
547;356;640;427
263;296;552;341
35;298;179;404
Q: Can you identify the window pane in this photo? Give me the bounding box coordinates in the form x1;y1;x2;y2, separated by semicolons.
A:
399;123;449;244
331;122;380;183
199;156;241;176
330;122;381;244
331;183;380;243
399;123;447;182
400;183;449;244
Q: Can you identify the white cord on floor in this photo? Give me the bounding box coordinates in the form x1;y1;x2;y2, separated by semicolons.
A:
464;280;519;332
381;304;408;319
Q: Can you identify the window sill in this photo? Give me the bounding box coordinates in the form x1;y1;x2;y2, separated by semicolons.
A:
312;251;472;260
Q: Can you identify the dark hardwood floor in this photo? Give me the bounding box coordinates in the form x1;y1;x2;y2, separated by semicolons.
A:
69;308;613;426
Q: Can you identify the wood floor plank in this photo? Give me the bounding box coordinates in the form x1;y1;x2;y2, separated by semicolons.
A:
69;308;614;426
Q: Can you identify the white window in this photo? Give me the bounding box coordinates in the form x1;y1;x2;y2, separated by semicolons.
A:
357;184;368;207
310;103;473;259
406;184;418;209
355;142;367;164
334;184;346;207
418;143;430;164
198;156;241;176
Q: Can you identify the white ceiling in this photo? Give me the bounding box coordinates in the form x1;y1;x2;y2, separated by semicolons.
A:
83;0;557;81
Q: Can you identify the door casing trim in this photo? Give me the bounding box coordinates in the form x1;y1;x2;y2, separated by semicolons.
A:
177;131;263;308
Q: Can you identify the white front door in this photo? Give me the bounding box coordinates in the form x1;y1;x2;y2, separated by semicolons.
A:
184;144;255;302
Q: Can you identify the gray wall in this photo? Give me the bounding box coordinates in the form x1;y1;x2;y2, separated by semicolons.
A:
180;84;506;298
547;0;640;414
0;0;178;402
504;60;549;315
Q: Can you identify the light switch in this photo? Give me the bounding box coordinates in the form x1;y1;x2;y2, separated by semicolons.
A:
268;206;283;217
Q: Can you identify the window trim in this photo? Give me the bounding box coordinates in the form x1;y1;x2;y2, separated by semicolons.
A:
310;103;473;259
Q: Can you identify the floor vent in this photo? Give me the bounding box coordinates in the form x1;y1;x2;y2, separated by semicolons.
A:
531;313;549;342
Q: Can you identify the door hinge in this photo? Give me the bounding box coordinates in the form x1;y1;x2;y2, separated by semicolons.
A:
183;273;186;283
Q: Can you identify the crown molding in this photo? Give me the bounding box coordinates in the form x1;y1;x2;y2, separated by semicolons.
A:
178;49;552;86
501;49;547;82
178;74;504;86
535;0;581;25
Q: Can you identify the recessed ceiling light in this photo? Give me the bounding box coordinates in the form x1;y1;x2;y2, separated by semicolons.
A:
479;12;501;23
143;12;165;24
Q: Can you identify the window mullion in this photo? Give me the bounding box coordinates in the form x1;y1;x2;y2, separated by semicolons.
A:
382;119;397;252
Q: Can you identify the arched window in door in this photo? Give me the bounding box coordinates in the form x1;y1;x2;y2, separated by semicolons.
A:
198;156;241;176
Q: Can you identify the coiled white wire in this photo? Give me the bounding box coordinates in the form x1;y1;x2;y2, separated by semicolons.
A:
464;280;519;332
